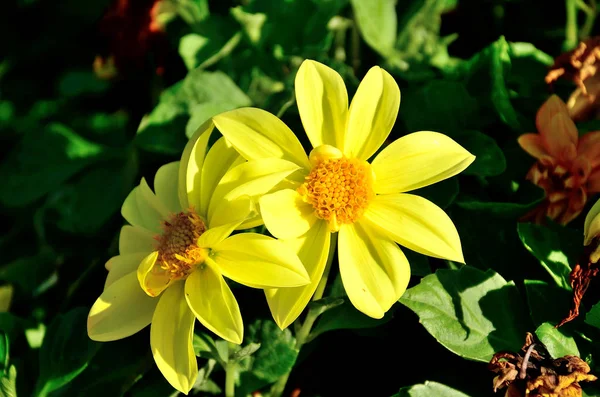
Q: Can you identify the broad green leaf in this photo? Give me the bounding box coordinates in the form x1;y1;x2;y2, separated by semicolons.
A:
136;69;251;154
48;158;137;234
585;302;600;330
231;6;266;44
524;280;573;327
535;322;579;358
311;301;394;339
393;381;471;397
0;123;106;207
179;34;210;71
0;249;56;294
230;342;261;363
35;307;101;396
412;178;459;209
517;222;579;289
0;331;8;373
350;0;397;57
58;71;109;97
453;130;506;177
400;80;479;133
193;332;227;367
400;267;531;362
0;365;16;397
245;320;297;383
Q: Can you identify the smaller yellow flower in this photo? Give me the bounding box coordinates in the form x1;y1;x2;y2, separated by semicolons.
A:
212;60;475;329
87;123;310;394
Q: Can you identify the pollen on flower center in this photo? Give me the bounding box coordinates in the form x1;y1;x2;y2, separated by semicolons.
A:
155;210;207;280
297;157;374;231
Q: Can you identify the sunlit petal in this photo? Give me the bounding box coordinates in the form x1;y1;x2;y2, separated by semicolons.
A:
151;282;197;395
265;220;330;330
259;189;317;239
185;264;243;344
338;220;410;319
518;133;548;160
371;131;475;194
213;107;310;168
119;225;156;254
105;253;147;288
207;158;301;227
363;193;464;262
200;137;245;217
121;179;168;233
295;60;348;149
154;162;182;214
88;272;158;341
211;233;310;288
137;251;173;297
344;66;400;160
179;119;215;212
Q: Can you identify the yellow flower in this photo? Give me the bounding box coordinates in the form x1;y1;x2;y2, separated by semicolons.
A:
211;60;475;329
87;122;310;394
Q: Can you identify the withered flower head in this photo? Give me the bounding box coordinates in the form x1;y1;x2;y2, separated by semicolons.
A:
489;333;596;397
546;37;600;122
518;95;600;225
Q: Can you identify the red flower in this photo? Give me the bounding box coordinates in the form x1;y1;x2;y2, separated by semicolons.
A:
518;95;600;224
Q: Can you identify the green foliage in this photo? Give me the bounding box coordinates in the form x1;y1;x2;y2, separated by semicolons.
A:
2;0;599;396
400;266;531;362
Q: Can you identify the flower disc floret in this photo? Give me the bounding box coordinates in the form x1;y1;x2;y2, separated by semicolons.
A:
297;157;374;231
156;210;207;279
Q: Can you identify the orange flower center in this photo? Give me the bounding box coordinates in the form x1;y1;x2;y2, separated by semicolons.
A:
156;210;207;280
297;157;374;231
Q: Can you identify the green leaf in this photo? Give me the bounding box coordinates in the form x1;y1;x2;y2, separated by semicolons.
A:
193;332;227;367
412;177;459;209
0;365;17;397
394;381;471;397
0;123;106;207
584;302;600;330
400;80;479;133
179;34;210;71
400;266;531;362
34;307;101;396
0;331;8;374
58;71;110;97
311;300;394;339
517;222;580;289
0;249;56;294
524;280;573;327
230;342;261;363
231;6;266;44
453;130;506;177
136;69;251;154
245;320;297;383
535;322;579;358
350;0;397;57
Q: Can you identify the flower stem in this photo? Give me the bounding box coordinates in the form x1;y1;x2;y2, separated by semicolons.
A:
225;342;237;397
565;0;579;50
269;233;338;397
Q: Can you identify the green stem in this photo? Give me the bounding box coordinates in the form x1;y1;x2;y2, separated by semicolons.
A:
269;233;338;397
565;0;579;50
580;0;598;39
225;342;237;397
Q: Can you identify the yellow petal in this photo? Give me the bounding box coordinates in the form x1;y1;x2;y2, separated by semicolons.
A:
338;221;410;319
295;60;348;149
185;264;243;344
207;158;301;228
363;194;464;262
585;198;600;245
88;272;158;341
199;211;249;248
179;119;214;212
207;194;253;230
151;282;197;395
344;66;400;160
265;220;330;330
121;178;169;233
212;233;310;288
105;253;148;288
259;189;317;239
371;131;475;194
213;107;310;168
154;161;182;214
119;225;156;254
200;137;245;217
137;251;173;297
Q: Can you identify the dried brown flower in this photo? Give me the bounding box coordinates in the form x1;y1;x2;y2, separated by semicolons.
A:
546;37;600;121
489;333;596;396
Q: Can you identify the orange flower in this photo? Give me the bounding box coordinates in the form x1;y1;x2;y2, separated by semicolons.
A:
518;95;600;224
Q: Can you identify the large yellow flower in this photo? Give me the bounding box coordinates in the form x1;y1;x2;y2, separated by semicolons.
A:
87;123;309;394
212;60;475;329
